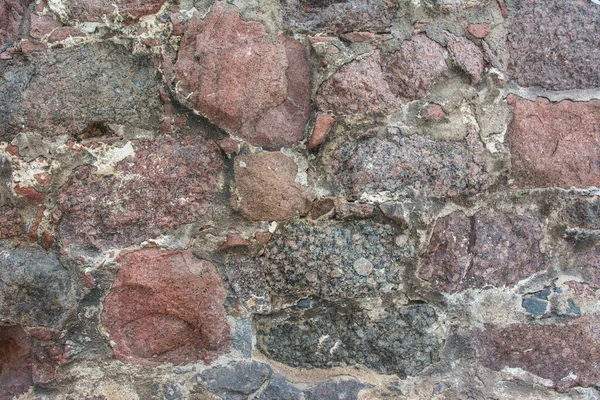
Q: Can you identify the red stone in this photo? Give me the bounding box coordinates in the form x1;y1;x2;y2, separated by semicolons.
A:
219;233;250;250
101;249;230;366
34;172;52;186
316;51;396;115
218;137;242;155
383;34;448;100
20;40;47;53
420;103;446;119
32;342;68;384
308;113;335;150
13;184;45;206
508;96;600;189
474;316;600;389
29;14;62;39
467;23;492;38
232;151;312;221
445;32;485;84
175;2;310;149
254;231;272;245
0;205;23;239
67;0;167;22
336;202;375;219
5;145;19;156
0;326;33;400
47;26;85;43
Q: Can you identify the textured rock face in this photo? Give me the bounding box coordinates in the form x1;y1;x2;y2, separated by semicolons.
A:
224;254;271;314
383;34;448;100
175;2;310;148
0;326;32;400
232;152;312;221
67;0;167;22
58;137;224;249
0;0;22;55
0;42;161;141
419;209;545;293
328;130;487;198
474;316;600;388
304;378;369;400
316;51;397;115
101;249;230;366
508;96;600;189
0;243;72;328
194;361;272;400
257;304;440;376
507;0;600;90
265;220;407;300
444;33;484;84
0;205;23;239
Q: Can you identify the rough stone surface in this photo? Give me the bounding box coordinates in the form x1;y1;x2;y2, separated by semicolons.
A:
467;23;492;38
282;0;399;34
224;254;271;314
316;51;396;115
0;0;22;57
507;0;600;90
0;325;32;400
308;113;335;150
445;32;485;84
328;129;488;198
419;209;545;293
232;152;312;221
0;42;161;141
265;219;407;300
174;2;310;148
383;34;448;100
420;103;446;120
194;361;272;400
58;137;224;249
101;249;230;366
257;304;440;376
508;96;600;189
474;316;600;388
0;205;23;239
304;378;369;400
566;197;600;230
257;375;302;400
67;0;167;22
0;243;72;328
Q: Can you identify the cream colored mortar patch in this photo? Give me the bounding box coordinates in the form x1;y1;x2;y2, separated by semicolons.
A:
87;141;135;176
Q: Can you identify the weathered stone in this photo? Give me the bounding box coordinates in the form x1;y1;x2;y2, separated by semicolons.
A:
445;32;484;84
508;96;600;189
507;0;600;90
0;0;23;57
580;245;600;287
13;184;45;206
264;220;407;301
29;14;62;40
256;304;440;376
219;233;250;250
383;34;448;100
0;243;73;328
308;113;335;150
175;2;310;148
194;361;272;400
419;209;545;293
67;0;167;22
467;23;492;38
0;42;161;141
316;51;396;115
0;205;23;239
282;0;399;34
31;341;69;384
232;152;312;222
47;26;86;43
0;326;32;400
310;198;336;219
422;0;491;13
101;249;230;366
328;129;487;199
304;378;370;400
474;316;600;388
335;202;374;219
420;103;446;120
565;197;600;230
58;137;224;249
224;254;271;314
258;375;302;400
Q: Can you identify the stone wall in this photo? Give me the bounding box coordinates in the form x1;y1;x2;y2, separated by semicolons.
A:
1;0;600;399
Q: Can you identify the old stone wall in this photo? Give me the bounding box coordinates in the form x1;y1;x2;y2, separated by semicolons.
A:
1;0;600;398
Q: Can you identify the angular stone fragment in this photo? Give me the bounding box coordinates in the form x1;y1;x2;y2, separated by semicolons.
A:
224;254;271;314
58;137;224;249
420;103;446;120
101;249;230;366
0;42;161;141
282;0;399;34
308;113;335;150
419;209;545;293
0;243;73;328
507;0;600;90
474;316;600;389
256;304;440;376
316;51;397;115
383;34;448;100
467;23;491;39
232;152;312;222
0;205;23;239
444;32;484;84
0;326;32;400
194;361;272;400
67;0;167;22
304;378;370;400
175;2;310;148
265;220;407;301
508;96;600;189
328;129;487;199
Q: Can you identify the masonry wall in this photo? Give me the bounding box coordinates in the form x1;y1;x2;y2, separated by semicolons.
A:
1;0;600;399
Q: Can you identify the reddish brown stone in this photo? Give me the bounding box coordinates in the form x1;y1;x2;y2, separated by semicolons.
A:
41;230;54;249
308;113;335;150
254;231;272;245
47;26;86;43
310;198;336;219
474;316;600;389
67;0;167;22
232;152;312;221
5;145;19;156
0;205;23;239
13;184;45;206
383;34;448;100
419;209;545;293
175;2;310;149
339;32;375;42
0;0;23;56
218;137;242;155
316;51;396;115
467;23;492;38
34;172;52;186
335;202;375;219
58;137;224;249
0;326;32;400
20;40;47;53
445;32;484;84
219;233;250;250
420;103;446;119
32;342;68;384
101;249;230;366
508;96;600;189
29;14;62;39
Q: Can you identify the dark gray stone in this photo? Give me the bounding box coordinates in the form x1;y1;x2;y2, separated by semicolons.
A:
521;297;547;316
256;304;440;377
304;377;370;400
566;299;582;316
224;254;271;314
194;361;272;400
257;375;302;400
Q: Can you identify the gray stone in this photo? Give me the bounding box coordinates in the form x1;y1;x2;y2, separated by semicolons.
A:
304;377;370;400
521;297;547;316
224;254;271;314
194;361;272;400
257;375;302;400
